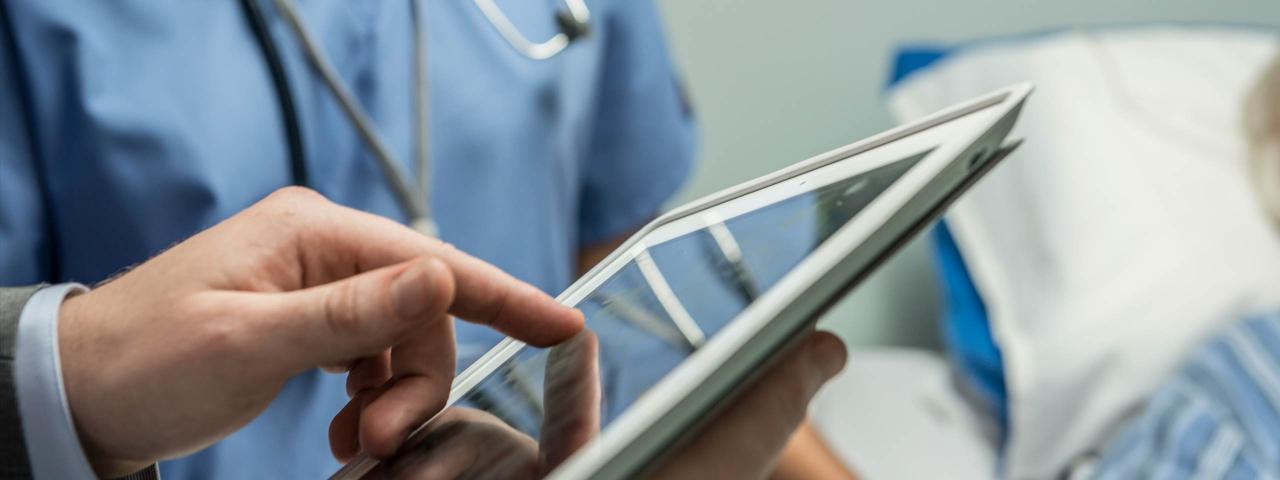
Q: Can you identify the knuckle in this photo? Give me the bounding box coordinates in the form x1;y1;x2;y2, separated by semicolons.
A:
427;264;457;317
259;187;328;219
479;281;512;329
269;185;325;204
186;297;254;362
199;315;242;358
323;282;365;338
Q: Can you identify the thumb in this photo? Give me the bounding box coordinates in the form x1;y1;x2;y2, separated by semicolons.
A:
252;257;456;374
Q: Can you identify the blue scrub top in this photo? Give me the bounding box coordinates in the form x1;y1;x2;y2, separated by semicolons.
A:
0;1;695;478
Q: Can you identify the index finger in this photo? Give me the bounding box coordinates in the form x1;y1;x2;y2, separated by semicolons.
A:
277;190;584;346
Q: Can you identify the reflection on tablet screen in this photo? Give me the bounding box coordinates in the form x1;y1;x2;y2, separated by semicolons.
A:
382;151;927;477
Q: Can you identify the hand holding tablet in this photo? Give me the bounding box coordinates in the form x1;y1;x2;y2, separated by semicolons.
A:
358;330;847;480
335;84;1032;479
53;188;583;477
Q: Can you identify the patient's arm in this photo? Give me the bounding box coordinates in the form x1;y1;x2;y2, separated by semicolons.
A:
772;421;858;480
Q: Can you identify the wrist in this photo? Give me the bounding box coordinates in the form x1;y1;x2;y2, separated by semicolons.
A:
58;294;153;478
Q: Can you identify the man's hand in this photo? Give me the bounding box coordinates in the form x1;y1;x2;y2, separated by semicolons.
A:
372;331;602;479
375;331;847;479
55;187;584;477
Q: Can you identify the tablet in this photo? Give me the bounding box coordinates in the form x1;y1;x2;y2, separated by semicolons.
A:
332;83;1030;480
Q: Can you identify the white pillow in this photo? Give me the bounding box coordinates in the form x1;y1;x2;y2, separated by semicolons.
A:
888;26;1280;478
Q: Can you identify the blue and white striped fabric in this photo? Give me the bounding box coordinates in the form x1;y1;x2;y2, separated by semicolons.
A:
1094;313;1280;479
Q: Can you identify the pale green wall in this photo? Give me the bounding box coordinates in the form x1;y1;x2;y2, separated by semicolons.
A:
654;1;1280;349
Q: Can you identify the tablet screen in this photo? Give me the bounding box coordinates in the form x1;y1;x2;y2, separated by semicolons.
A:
379;150;928;476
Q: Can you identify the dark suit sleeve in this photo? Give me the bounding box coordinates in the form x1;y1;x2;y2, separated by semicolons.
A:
0;285;45;479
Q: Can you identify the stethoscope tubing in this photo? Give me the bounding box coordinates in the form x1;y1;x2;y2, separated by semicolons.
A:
271;0;428;226
240;0;590;234
239;0;308;188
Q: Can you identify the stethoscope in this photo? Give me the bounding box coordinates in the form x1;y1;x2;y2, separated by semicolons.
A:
238;0;751;437
239;0;591;237
240;0;592;436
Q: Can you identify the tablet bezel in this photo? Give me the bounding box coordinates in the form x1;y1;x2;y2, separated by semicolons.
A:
329;83;1030;480
548;83;1028;479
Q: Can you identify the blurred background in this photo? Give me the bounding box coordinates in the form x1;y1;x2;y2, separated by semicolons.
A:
653;0;1280;350
13;2;1280;478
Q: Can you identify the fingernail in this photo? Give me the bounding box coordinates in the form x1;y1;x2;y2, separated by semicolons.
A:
810;333;848;378
392;260;433;320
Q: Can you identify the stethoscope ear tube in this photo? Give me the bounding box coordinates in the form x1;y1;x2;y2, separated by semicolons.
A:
271;0;428;223
472;0;591;60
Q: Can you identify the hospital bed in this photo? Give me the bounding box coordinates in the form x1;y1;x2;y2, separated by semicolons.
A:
810;25;1280;479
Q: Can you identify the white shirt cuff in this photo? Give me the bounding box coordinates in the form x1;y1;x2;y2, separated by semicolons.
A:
14;283;96;480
